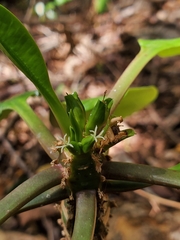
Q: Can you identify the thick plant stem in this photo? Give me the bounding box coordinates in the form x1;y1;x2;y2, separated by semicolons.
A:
0;166;63;225
72;190;97;240
103;180;150;192
102;162;180;189
17;180;149;213
18;185;68;213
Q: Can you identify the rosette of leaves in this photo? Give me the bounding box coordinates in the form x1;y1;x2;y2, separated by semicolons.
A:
54;92;134;194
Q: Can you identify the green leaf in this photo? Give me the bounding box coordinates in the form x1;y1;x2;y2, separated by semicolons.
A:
84;97;113;137
113;85;158;117
108;38;180;113
65;92;86;141
0;91;58;159
169;163;180;171
81;136;95;153
82;86;158;118
0;5;70;134
85;100;106;134
138;38;180;57
0;91;37;113
82;97;100;113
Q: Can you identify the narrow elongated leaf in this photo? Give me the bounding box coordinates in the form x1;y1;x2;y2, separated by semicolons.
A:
82;86;158;118
138;38;180;57
108;38;180;113
0;91;37;115
0;91;58;159
50;86;157;127
0;5;70;134
113;85;158;117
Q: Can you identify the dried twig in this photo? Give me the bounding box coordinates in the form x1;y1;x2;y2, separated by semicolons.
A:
134;189;180;216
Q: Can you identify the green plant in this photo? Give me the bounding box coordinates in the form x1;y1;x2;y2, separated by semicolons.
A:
1;4;180;239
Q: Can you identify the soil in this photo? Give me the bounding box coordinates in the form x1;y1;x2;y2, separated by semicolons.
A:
1;0;180;239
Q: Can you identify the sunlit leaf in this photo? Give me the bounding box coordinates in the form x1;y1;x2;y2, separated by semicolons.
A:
138;38;180;57
113;86;158;117
0;5;70;133
0;91;58;159
169;163;180;171
82;86;158;118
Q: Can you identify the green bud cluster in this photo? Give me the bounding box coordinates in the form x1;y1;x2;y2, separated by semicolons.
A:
60;93;135;194
64;92;113;155
65;92;86;142
85;98;113;135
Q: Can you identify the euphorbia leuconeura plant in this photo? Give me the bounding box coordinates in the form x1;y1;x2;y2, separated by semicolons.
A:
1;5;180;240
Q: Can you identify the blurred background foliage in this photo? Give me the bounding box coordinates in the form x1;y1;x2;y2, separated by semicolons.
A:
0;0;109;20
